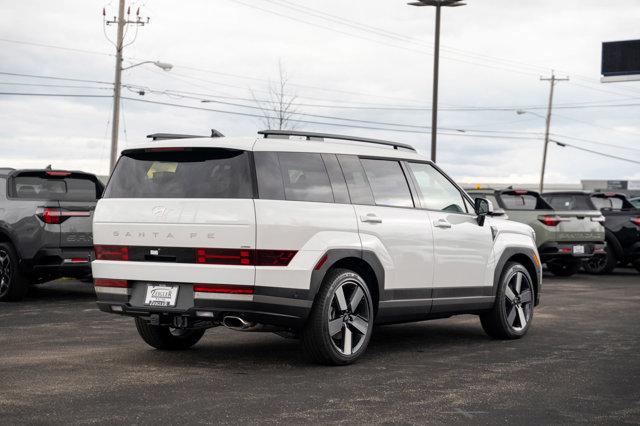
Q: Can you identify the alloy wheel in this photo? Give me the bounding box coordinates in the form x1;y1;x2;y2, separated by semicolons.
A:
585;254;607;272
0;249;12;297
504;271;533;332
328;279;371;356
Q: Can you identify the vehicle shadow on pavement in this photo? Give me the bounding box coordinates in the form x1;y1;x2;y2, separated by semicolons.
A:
26;279;96;302
123;319;490;369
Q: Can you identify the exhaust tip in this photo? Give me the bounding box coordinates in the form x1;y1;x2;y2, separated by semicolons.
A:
222;315;254;331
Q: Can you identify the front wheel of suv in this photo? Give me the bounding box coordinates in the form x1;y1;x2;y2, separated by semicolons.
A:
302;268;374;365
547;260;581;277
0;242;28;302
134;317;206;350
480;261;535;339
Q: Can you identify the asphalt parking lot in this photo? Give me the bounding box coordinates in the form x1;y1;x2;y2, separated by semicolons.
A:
1;271;639;424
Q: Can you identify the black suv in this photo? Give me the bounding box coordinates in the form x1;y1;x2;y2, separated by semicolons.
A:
543;191;640;274
0;168;103;301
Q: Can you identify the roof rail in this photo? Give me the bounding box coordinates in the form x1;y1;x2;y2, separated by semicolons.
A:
258;130;416;152
147;129;225;141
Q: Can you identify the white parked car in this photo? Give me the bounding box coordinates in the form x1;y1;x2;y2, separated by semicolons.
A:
92;130;541;365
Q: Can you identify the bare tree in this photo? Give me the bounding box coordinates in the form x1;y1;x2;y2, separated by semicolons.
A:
253;61;299;130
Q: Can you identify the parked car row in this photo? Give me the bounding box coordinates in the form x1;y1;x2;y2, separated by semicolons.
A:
467;187;640;276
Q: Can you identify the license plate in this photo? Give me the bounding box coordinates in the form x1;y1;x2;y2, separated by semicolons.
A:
144;285;179;307
573;245;585;255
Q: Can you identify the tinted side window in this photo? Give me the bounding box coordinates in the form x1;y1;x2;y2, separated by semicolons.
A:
406;162;466;213
278;152;334;203
337;155;374;205
500;194;538;210
360;159;413;208
255;152;285;200
321;154;350;204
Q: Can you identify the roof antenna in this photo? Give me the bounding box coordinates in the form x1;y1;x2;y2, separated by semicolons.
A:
211;129;225;138
45;164;52;170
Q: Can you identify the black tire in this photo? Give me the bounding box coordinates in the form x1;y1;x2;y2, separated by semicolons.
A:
0;242;29;302
302;268;374;365
633;260;640;274
583;247;617;275
134;317;205;350
480;262;535;339
546;260;581;277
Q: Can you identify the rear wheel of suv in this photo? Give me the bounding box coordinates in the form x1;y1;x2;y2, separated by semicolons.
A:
302;268;374;365
547;260;581;277
583;247;616;275
0;242;28;302
632;260;640;274
480;262;535;339
134;317;206;350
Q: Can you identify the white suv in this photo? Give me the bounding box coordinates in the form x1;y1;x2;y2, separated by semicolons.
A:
92;130;541;365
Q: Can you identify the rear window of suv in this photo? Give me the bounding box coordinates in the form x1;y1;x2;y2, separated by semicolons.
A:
13;173;100;201
545;194;594;210
104;148;253;199
498;192;550;210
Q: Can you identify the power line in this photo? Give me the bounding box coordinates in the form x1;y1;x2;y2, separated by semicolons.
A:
0;81;113;90
0;71;113;85
550;140;640;165
0;92;112;98
0;37;113;57
550;134;640;154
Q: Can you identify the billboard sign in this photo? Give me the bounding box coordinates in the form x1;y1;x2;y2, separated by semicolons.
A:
601;39;640;83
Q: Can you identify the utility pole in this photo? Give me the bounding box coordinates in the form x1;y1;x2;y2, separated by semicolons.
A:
104;2;149;173
407;0;466;163
431;4;441;163
539;72;569;192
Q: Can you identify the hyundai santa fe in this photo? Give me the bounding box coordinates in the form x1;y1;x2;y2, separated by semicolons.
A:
92;130;542;365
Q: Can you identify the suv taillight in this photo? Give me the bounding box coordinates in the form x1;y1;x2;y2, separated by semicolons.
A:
538;215;566;227
36;207;90;224
631;217;640;227
195;249;297;266
95;245;129;261
196;248;253;265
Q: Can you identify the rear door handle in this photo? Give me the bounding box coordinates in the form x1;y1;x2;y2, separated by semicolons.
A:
433;218;452;228
360;214;382;224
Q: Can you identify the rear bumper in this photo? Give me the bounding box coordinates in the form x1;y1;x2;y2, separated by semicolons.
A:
22;247;93;278
539;241;606;262
95;283;312;330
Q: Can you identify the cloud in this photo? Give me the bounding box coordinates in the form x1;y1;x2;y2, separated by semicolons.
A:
0;0;639;184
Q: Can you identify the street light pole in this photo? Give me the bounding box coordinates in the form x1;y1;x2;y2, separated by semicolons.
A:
407;0;466;163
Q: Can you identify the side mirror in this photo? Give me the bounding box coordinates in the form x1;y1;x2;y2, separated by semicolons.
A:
474;198;493;226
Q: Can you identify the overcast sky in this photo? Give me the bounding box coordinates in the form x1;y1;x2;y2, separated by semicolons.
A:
1;0;639;183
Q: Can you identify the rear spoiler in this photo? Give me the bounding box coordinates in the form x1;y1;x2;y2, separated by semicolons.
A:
146;129;224;141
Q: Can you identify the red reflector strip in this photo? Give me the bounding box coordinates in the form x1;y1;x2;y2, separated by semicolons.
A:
193;284;254;294
45;171;71;176
94;279;128;288
95;245;129;261
631;217;640;227
314;254;328;270
559;247;572;253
